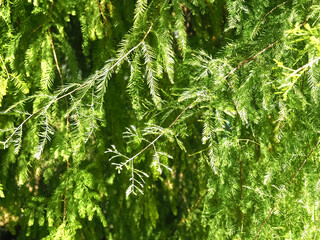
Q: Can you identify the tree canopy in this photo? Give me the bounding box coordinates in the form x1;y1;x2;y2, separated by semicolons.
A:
1;0;320;239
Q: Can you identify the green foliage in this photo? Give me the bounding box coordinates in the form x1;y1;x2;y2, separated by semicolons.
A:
1;0;320;239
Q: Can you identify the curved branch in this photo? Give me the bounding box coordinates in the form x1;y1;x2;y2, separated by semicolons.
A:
2;20;155;149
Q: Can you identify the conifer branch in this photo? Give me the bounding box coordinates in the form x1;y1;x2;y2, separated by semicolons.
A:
252;0;289;37
3;106;47;149
283;57;320;82
2;20;155;150
279;57;320;99
114;20;154;68
48;28;69;114
2;1;320;238
34;113;54;159
255;138;320;240
127;39;281;162
225;39;280;81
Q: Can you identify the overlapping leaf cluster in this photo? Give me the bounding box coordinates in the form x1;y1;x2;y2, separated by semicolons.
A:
1;0;320;239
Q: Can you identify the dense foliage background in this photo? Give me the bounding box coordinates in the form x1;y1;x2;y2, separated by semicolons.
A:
1;0;320;239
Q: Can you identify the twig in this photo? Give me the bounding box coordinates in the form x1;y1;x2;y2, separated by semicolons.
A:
97;0;108;26
2;20;155;149
3;106;47;148
48;29;63;84
285;57;320;82
237;138;260;146
252;1;289;37
255;138;320;240
48;28;69;112
113;21;154;68
62;158;69;227
239;142;244;234
129;38;280;162
279;57;320;98
188;148;210;156
62;116;70;236
33;24;43;33
81;231;86;240
225;39;280;82
177;191;207;226
97;0;108;36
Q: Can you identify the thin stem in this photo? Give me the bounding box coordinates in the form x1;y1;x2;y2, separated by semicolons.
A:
3;106;47;148
239;143;244;234
81;231;86;240
255;138;320;240
281;57;320;85
129;38;280;162
62;158;69;225
252;1;289;37
48;28;69;113
225;39;280;83
237;138;260;146
62;117;70;235
32;24;43;33
177;190;207;226
113;22;154;68
97;0;108;36
188;148;210;157
48;29;63;85
2;20;155;149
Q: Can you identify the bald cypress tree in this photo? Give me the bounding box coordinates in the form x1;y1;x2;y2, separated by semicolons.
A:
1;0;320;239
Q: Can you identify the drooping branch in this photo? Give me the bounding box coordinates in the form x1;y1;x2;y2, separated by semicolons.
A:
1;20;155;150
127;38;281;162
